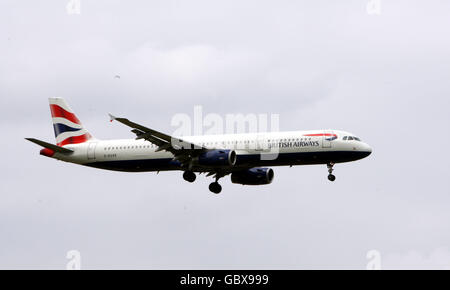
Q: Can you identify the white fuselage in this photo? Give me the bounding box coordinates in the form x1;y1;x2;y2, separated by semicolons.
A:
49;129;372;172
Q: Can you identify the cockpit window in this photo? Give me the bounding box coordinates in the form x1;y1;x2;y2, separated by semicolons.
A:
343;135;362;141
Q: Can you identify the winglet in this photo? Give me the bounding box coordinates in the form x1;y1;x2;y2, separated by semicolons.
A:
108;113;116;122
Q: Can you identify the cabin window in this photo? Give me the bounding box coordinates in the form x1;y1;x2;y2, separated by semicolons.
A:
343;136;347;140
347;136;354;140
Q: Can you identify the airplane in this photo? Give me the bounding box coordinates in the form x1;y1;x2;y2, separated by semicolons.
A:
26;98;372;194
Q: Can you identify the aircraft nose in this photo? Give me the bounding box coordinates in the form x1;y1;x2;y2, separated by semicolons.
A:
361;143;372;157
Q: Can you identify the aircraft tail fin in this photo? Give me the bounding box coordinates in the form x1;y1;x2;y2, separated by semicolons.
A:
48;98;94;146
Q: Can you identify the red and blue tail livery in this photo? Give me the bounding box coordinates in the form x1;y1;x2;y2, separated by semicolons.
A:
49;98;93;146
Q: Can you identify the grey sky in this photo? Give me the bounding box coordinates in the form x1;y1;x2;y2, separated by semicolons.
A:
1;0;450;269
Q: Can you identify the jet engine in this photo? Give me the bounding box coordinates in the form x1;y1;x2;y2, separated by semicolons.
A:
231;168;274;185
196;149;237;167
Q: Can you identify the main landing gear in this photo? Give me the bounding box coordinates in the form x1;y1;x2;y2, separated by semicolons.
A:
208;173;224;194
183;171;196;183
327;162;336;182
183;171;222;193
208;181;222;194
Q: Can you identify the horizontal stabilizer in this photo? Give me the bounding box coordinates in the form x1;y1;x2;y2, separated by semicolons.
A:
25;138;74;154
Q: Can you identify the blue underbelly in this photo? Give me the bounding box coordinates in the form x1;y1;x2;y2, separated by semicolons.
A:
83;151;370;172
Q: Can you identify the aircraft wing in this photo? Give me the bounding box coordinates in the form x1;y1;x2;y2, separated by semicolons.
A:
109;114;207;166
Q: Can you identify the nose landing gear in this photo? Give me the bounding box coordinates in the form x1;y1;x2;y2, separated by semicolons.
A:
327;162;336;182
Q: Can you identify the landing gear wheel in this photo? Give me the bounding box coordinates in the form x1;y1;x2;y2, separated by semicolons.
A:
327;162;336;182
183;171;196;183
209;182;222;194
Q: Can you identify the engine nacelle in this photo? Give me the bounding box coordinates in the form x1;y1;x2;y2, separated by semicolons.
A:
231;168;274;185
197;149;236;167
